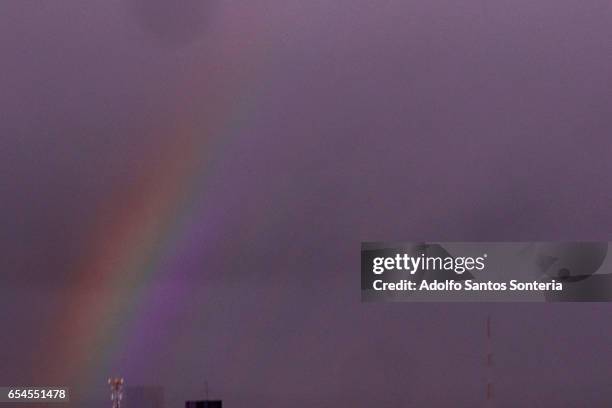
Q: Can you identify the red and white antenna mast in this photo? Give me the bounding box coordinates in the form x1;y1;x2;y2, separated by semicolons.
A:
485;315;494;406
108;377;124;408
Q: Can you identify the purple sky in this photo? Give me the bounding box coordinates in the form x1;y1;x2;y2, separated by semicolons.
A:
1;0;612;407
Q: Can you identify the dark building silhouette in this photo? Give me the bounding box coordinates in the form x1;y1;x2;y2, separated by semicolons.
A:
186;401;222;408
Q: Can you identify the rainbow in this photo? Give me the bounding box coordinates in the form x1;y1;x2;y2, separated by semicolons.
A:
40;18;271;399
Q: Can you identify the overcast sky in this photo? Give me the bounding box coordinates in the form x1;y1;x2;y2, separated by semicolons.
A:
1;0;612;407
